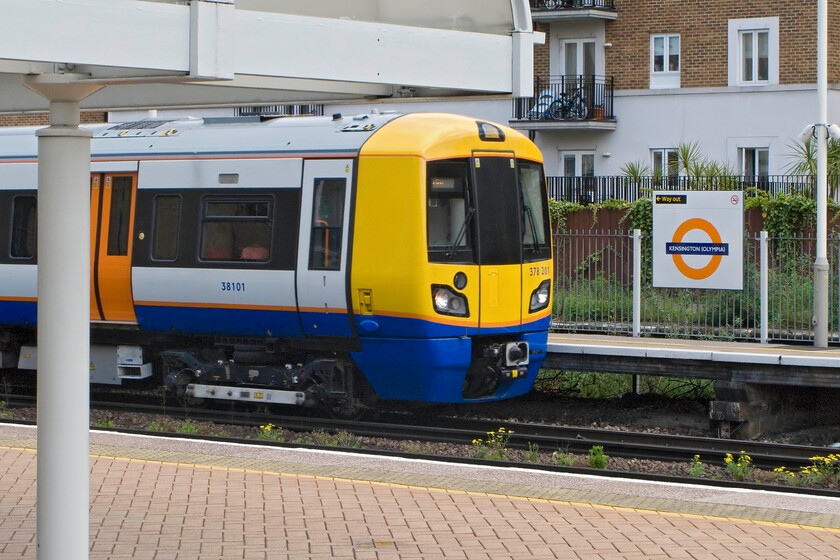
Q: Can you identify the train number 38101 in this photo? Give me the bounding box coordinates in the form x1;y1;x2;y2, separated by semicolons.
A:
221;282;246;292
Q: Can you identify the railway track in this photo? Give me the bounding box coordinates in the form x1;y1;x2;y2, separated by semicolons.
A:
6;392;834;478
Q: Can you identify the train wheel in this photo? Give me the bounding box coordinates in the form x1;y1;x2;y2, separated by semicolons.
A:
170;370;206;409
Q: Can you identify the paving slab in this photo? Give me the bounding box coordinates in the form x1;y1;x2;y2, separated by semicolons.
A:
1;423;839;559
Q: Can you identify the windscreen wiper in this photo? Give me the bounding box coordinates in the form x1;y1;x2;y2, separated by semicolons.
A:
446;208;475;258
523;205;540;254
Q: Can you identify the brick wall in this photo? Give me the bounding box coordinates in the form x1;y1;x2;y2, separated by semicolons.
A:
605;1;834;90
534;22;551;85
0;112;107;127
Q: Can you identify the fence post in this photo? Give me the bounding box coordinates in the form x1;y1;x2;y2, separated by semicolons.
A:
760;231;768;344
633;228;642;337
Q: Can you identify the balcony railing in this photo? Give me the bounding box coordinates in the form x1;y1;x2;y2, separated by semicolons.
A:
548;175;829;205
529;0;616;12
512;76;614;123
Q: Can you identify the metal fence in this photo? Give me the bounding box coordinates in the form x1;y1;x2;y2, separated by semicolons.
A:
552;230;840;343
512;75;615;122
547;175;826;204
528;0;617;11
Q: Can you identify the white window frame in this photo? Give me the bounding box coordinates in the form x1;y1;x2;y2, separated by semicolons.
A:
651;148;679;178
650;34;680;89
560;151;595;177
728;17;779;86
739;147;770;179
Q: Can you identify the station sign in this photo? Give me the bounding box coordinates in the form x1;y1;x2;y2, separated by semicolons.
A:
652;191;743;290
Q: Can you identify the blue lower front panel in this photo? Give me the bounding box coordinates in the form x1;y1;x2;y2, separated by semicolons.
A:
0;301;37;326
351;331;547;403
135;306;302;338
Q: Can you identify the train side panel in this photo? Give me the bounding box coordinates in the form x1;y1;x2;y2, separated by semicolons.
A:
0;162;39;327
130;158;305;338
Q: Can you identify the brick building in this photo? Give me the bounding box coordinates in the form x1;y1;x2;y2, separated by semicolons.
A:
514;0;839;182
108;1;838;190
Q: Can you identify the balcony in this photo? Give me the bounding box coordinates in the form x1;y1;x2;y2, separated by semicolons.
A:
528;0;617;21
510;76;616;131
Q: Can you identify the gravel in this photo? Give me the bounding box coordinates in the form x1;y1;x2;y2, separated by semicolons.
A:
5;390;840;490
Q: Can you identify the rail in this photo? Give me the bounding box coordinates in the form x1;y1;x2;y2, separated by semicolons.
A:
547;175;831;204
528;0;617;11
512;75;614;122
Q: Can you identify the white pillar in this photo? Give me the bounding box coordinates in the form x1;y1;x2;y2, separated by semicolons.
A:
815;0;829;347
632;229;641;337
24;75;103;560
760;231;768;345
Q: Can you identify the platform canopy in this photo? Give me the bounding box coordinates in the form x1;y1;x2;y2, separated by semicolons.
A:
0;0;539;112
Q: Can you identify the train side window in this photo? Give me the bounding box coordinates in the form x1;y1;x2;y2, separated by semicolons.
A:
200;198;272;262
427;159;474;263
517;161;552;261
308;179;346;271
152;195;181;261
10;195;37;259
107;176;133;256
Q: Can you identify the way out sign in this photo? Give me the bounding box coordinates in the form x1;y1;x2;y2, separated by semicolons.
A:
652;191;743;290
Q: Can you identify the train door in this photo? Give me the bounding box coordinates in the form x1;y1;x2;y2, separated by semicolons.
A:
472;153;523;333
296;159;354;337
90;173;138;323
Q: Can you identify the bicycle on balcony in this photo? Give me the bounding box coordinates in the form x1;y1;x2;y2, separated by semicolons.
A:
528;88;588;121
542;0;575;8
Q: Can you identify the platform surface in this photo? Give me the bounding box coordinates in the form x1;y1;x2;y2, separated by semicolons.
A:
2;423;840;559
548;333;840;364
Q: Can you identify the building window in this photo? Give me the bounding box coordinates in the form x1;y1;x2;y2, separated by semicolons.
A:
728;18;778;86
651;148;679;178
561;152;595;204
650;34;680;89
741;30;769;83
740;148;769;179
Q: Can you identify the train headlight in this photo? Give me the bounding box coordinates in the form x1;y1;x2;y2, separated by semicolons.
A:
529;279;551;313
432;285;469;317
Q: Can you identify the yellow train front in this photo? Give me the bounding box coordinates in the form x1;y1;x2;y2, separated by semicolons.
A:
350;113;553;402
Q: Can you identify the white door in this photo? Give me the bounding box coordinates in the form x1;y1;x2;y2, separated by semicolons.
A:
296;159;354;337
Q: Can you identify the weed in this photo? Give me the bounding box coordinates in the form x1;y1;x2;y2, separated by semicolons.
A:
94;418;115;428
256;423;285;442
522;442;540;463
588;445;608;469
176;420;199;435
688;454;705;477
798;454;840;485
471;427;512;461
552;450;575;467
0;401;11;419
403;442;432;454
334;430;363;449
147;421;165;432
772;466;798;485
724;451;754;482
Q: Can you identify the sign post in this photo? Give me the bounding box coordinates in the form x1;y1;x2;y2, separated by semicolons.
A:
652;191;743;290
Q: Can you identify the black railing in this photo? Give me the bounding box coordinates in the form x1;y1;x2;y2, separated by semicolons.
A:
529;0;616;11
547;175;829;204
512;76;614;122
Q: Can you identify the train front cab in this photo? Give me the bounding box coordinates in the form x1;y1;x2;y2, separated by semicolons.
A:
350;114;552;403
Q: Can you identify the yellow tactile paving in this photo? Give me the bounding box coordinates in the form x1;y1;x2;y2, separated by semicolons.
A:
2;436;840;559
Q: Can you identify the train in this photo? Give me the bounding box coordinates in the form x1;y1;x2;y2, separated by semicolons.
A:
0;111;553;416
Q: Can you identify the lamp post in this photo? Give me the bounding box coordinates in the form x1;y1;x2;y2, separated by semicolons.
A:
815;0;829;347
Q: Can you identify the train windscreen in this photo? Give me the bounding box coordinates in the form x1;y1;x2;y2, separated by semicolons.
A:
426;157;550;265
